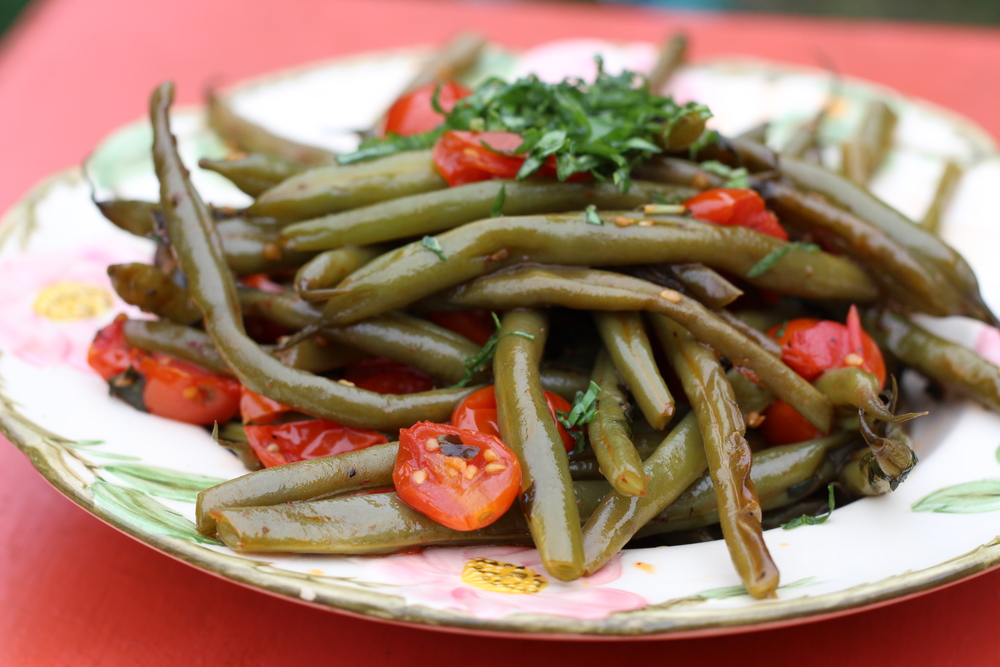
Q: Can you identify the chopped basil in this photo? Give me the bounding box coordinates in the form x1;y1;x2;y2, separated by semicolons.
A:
747;242;820;278
490;184;506;218
584;204;603;226
452;313;535;388
556;381;602;452
699;160;750;189
421;235;447;262
781;485;836;530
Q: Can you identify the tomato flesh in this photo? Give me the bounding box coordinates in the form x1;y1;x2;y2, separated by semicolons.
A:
240;386;292;425
428;310;495;346
394;421;521;531
245;419;389;468
381;80;470;137
760;399;824;446
684;188;788;240
343;358;435;395
450;385;576;453
431;130;581;187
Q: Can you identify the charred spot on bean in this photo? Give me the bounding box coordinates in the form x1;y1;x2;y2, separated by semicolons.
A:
348;468;357;478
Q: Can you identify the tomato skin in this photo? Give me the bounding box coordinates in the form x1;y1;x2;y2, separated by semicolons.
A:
760;399;824;446
381;81;470;137
342;358;435;395
88;315;139;380
684;188;789;240
431;130;583;187
394;421;521;531
240;386;292;425
769;305;886;387
450;385;576;453
245;419;389;468
428;310;495;346
134;355;241;425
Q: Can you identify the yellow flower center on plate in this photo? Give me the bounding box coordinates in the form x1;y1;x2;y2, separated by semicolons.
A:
460;558;547;595
33;282;112;321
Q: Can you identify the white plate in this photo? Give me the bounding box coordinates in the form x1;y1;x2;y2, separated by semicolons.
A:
3;40;1000;637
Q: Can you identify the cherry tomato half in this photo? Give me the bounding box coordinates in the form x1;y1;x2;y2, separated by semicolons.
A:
342;358;435;394
394;421;521;531
240;386;292;425
428;309;495;346
380;81;470;137
245;419;389;468
430;130;582;187
88;317;241;425
760;399;824;446
684;188;788;240
450;385;576;453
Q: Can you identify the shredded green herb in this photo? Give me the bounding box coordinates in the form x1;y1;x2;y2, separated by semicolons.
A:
584;204;603;226
650;191;684;206
452;313;535;388
773;320;789;339
781;485;836;530
489;184;507;218
556;381;602;452
338;57;713;192
421;236;447;262
699;160;750;189
747;242;820;278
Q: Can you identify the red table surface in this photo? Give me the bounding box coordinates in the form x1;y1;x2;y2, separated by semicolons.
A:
2;0;999;663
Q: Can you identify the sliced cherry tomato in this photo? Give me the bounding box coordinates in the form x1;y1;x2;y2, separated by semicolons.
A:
239;273;286;293
245;419;389;468
240;386;292;425
450;385;576;453
759;399;824;446
769;305;886;387
380;80;470;137
428;310;495;346
89;317;241;425
343;358;435;395
393;421;521;531
431;130;585;187
134;354;241;425
684;188;789;240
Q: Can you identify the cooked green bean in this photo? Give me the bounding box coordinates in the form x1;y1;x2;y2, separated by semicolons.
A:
538;366;591;401
651;263;744;310
213;479;611;555
655;315;778;599
199;152;308;197
648;32;687;93
294;245;387;301
840;100;897;185
122;319;231;375
494;310;584;581
196;442;399;535
593;312;673;429
726;367;775;420
776;154;997;326
838;446;893;497
567;440;659;481
280;180;695;251
248;150;447;221
272;337;369;373
442;266;832;432
587;349;647;496
95;199;159;237
152;82;478;430
207;91;337;166
865;309;1000;412
920;161;962;234
716;310;782;357
316;213;878;328
108;263;202;324
403;31;486;93
815;367;925;424
634;156;725;189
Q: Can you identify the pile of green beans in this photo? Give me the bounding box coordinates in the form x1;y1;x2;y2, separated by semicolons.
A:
93;56;1000;603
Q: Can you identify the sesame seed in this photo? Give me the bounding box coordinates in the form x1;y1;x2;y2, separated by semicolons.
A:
262;242;283;262
746;411;765;428
637;219;654;227
424;437;440;452
844;353;864;367
613;216;634;227
266;443;281;453
337;379;356;387
659;288;683;303
182;386;202;401
489;248;510;262
485;463;507;473
411;469;428;485
643;204;686;215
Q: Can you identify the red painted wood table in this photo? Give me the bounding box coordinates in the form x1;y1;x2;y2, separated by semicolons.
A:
1;0;998;663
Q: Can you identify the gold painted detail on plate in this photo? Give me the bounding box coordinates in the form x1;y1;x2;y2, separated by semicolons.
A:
460;558;547;595
33;282;111;321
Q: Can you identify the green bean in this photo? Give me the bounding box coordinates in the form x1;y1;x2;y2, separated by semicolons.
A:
196;442;398;535
538;366;591;401
651;263;744;310
198;153;308;197
567;440;659;481
655;315;778;599
777;154;996;326
239;288;320;330
95;199;159;237
272;337;369;373
736;122;770;144
151;82;478;430
715;309;782;357
642;432;852;534
647;32;687;93
248;150;447;221
122;319;231;375
494;310;584;581
726;367;775;420
587;349;647;496
294;245;387;301
920;161;962;234
838;446;893;497
207;91;337;166
317;213;878;328
108;263;201;324
403;31;486;93
215;217;318;275
865;309;1000;412
280;180;695;251
781;114;824;159
442;266;833;432
634;157;725;189
815;367;925;424
213;480;611;555
593;312;674;429
840;100;897;185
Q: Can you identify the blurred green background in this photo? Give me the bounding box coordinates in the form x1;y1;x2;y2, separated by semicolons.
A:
1;0;997;42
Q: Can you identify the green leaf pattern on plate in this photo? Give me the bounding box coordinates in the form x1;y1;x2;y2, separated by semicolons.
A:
911;480;1000;514
91;481;221;546
103;464;227;502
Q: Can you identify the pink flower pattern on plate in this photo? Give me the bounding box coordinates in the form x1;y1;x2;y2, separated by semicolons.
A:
0;247;147;372
362;545;646;620
975;325;1000;366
